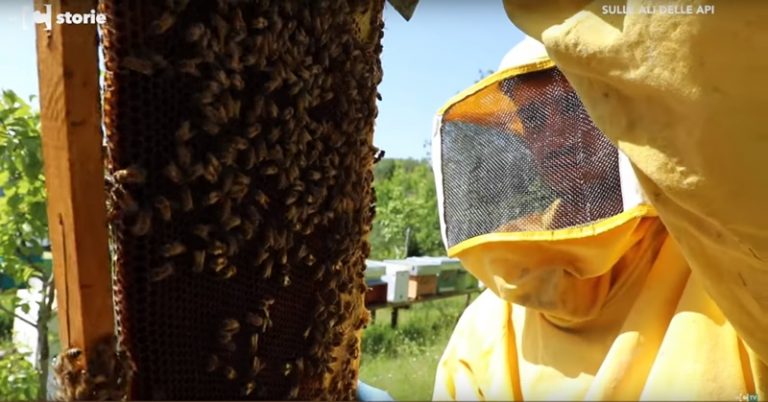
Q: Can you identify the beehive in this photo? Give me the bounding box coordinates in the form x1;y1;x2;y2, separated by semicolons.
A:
60;0;386;400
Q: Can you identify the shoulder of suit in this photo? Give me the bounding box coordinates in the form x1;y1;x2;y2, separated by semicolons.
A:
451;289;511;355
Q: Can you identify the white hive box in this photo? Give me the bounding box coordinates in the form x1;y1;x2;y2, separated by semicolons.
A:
381;261;411;302
384;258;440;299
364;260;388;304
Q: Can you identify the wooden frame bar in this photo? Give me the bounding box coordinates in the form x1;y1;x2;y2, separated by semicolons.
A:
34;0;113;356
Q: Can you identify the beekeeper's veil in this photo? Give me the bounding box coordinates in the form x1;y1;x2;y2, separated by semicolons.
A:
431;37;658;323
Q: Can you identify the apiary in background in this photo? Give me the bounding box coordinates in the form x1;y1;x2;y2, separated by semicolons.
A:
364;260;388;305
383;258;440;299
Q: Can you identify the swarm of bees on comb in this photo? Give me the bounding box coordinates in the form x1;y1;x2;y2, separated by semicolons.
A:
52;0;384;400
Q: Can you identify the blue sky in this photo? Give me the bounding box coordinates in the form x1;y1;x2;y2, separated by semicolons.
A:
0;1;524;159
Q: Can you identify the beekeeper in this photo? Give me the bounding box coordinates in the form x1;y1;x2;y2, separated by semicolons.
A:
429;2;768;400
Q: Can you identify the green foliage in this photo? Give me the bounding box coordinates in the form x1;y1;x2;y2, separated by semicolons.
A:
0;340;38;401
359;297;470;400
0;314;11;340
0;90;49;282
369;159;444;259
0;90;51;400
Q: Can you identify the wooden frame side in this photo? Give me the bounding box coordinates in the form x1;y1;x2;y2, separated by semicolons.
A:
34;0;113;355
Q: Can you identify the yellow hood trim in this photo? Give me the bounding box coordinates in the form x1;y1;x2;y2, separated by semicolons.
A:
436;58;555;116
447;203;657;257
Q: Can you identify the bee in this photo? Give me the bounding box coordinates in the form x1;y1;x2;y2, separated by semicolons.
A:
281;107;294;121
192;224;212;241
197;91;217;108
261;256;273;279
149;263;175;282
249;333;259;353
129;210;152;237
253;189;269;208
163;162;183;184
305;253;316;266
287;385;300;400
192;250;206;273
122;57;155;75
245;123;262;139
219;265;237;279
268;101;279;119
114;188;139;214
263;76;282;93
208;240;227;255
246;205;263;226
288;81;304;96
222;366;238;381
222;94;241;120
241;146;257;170
219;144;238;167
251;17;268;30
259;164;279;175
202;121;221;136
204;153;222;181
242;381;257;397
282;361;294;377
161;242;186;257
232;8;248;42
186;163;205;182
219;194;233;217
203;104;227;125
213;69;230;89
220;318;239;334
225;235;239;256
175;120;193;142
205;354;220;372
276;172;290;191
177;58;202;77
210;256;228;272
231;73;245;91
151;12;176;34
302;326;312;339
373;148;385;163
185;23;205;42
211;14;229;43
230;186;249;203
113;165;146;185
251;356;266;375
285;191;300;206
240;220;254;240
242;53;258;67
254;140;270;163
245;311;265;329
281;274;291;287
179;186;194;212
153;196;172;221
204;190;223;206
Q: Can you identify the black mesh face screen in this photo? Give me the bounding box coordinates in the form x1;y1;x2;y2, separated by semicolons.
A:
440;67;623;250
99;0;382;400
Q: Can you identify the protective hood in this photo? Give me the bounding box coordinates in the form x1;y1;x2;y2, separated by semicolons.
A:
431;36;656;324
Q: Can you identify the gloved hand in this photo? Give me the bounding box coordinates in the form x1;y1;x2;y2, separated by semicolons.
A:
357;380;395;401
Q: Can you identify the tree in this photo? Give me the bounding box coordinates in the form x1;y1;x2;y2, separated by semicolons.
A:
369;159;444;260
0;89;55;400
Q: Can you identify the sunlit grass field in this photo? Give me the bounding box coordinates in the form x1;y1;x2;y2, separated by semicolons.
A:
359;296;473;401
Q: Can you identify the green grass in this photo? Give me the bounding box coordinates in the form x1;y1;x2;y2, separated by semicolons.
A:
359;296;472;401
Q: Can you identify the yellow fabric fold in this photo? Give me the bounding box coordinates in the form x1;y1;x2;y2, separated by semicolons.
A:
434;232;766;400
500;0;768;369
